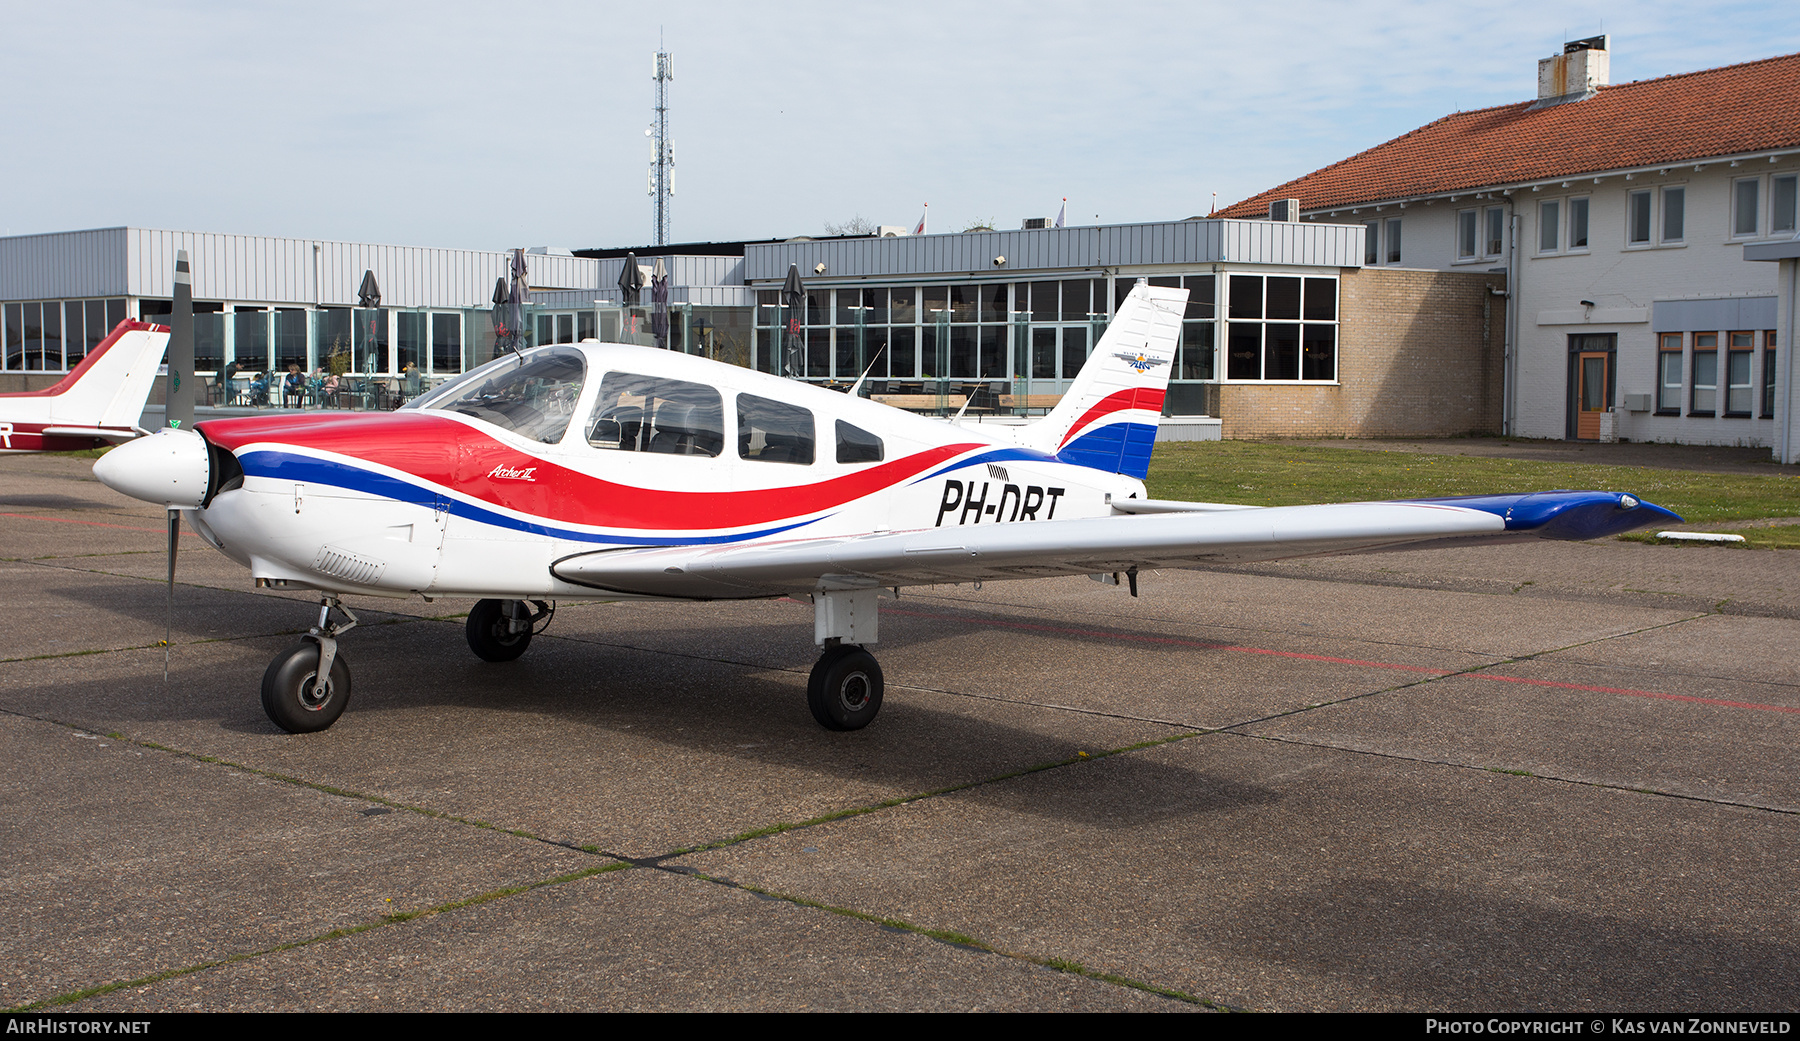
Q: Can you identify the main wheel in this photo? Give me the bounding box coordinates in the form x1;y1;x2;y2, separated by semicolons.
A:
807;645;884;731
466;599;532;662
260;640;351;734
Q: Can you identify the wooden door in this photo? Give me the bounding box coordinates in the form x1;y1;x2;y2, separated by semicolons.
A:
1576;351;1610;440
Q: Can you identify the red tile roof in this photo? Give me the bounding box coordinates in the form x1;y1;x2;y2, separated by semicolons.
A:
1217;51;1800;219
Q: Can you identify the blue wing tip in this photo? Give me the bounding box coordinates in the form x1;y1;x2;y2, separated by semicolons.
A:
1414;491;1682;541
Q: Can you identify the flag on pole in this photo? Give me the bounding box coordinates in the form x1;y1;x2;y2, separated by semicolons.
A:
1054;198;1067;228
913;203;928;235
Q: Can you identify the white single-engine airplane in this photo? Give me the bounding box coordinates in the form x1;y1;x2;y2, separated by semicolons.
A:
1;321;170;452
94;284;1678;734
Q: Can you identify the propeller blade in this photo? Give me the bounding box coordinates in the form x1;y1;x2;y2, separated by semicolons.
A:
164;508;179;683
166;250;195;431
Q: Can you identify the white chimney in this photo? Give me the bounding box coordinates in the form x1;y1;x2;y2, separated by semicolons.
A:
1537;35;1609;104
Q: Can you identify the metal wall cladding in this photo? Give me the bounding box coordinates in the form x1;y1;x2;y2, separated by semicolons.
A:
0;227;129;300
111;229;604;308
742;220;1364;282
1651;295;1779;332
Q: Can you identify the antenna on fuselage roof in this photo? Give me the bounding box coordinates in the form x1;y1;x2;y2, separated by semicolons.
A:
845;343;887;398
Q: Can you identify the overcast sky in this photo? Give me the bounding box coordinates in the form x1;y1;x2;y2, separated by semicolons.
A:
5;1;1798;251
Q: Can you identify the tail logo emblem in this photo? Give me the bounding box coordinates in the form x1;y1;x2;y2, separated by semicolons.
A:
1113;348;1169;374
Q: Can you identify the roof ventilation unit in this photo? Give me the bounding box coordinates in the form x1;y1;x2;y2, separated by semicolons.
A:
1269;199;1302;222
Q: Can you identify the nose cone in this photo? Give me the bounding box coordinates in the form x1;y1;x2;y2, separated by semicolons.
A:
94;428;212;508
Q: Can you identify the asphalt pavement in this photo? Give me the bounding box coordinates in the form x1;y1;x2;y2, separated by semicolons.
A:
1;452;1795;1012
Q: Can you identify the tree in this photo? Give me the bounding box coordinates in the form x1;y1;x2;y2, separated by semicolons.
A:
824;215;878;236
961;217;996;232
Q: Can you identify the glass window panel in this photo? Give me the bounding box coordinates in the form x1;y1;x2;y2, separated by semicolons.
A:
1569;198;1589;248
1385;218;1402;263
4;303;21;370
1764;340;1778;418
1029;281;1058;323
1460;210;1479;257
1539;201;1559;252
1364;221;1380;264
1734;179;1760;236
21;303;43;371
432;313;462;374
429;346;588;445
805;290;827;327
1301;325;1335;381
1629;190;1652;243
1032;327;1057;379
1179;322;1214;381
1663;187;1685;242
1486;207;1505;255
396;312;426;374
194;313;224;373
1264;323;1300;380
1658;348;1683;413
980;283;1007;324
806;328;830;378
312;308;349;373
85;300;106;354
949;285;979;323
63;302;86;368
979;325;1003;378
1265;277;1300;320
1303;278;1336;321
949;326;976;378
1228;275;1263;320
232;309;268;371
1774;175;1798;234
1227;323;1261;380
41;300;61;370
1060;327;1087;379
889;326;915;378
578;311;596;341
1692;344;1718;414
1727;349;1753;414
1059;280;1089;322
737;392;813;464
921;326;940;379
555;313;573;344
583;369;723;456
922;286;948;327
836;420;883;464
1183;275;1215;321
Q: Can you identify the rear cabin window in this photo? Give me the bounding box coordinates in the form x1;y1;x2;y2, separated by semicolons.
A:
835;420;883;464
587;372;724;457
738;393;814;464
424;346;586;444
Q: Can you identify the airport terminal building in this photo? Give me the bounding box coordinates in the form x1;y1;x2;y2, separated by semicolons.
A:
0;219;1506;438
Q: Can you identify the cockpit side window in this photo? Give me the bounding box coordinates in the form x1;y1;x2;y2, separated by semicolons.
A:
587;372;724;457
835;420;884;464
424;347;586;444
738;393;814;464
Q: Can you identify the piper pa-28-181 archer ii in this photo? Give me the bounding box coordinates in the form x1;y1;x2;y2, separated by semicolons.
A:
94;283;1679;734
1;321;170;453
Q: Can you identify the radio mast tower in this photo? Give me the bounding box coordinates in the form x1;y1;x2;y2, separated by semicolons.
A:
649;48;674;246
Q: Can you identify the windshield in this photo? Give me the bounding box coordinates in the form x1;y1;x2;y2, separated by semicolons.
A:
413;346;587;444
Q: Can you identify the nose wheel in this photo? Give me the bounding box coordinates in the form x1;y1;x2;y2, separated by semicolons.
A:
261;597;358;733
807;645;884;731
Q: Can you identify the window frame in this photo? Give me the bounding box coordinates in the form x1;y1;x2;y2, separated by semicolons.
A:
1656;333;1683;415
1732;177;1762;238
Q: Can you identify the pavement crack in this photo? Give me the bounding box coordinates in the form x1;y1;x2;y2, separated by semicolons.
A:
5;863;625;1012
639;867;1235;1010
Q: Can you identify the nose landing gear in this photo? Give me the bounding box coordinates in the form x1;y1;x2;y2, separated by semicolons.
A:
261;597;358;733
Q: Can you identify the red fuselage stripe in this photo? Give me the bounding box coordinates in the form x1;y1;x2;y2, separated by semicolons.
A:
200;412;985;531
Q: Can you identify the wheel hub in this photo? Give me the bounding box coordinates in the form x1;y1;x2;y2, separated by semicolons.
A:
837;672;871;711
297;672;332;711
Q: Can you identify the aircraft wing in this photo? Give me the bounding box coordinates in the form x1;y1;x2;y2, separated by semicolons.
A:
550;491;1678;599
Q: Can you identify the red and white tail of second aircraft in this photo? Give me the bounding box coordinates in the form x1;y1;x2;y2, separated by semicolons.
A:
0;321;171;453
92;284;1679;735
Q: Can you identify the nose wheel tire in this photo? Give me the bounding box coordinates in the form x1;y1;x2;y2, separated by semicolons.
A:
261;640;351;733
807;645;884;731
466;599;533;662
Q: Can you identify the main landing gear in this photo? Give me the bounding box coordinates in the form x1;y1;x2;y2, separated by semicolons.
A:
261;596;358;733
465;598;554;662
806;582;886;731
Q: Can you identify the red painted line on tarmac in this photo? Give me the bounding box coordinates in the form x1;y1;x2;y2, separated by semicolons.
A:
879;604;1799;716
0;512;195;535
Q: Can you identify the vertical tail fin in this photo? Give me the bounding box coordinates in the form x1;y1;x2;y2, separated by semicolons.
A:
44;321;172;429
1016;282;1186;479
